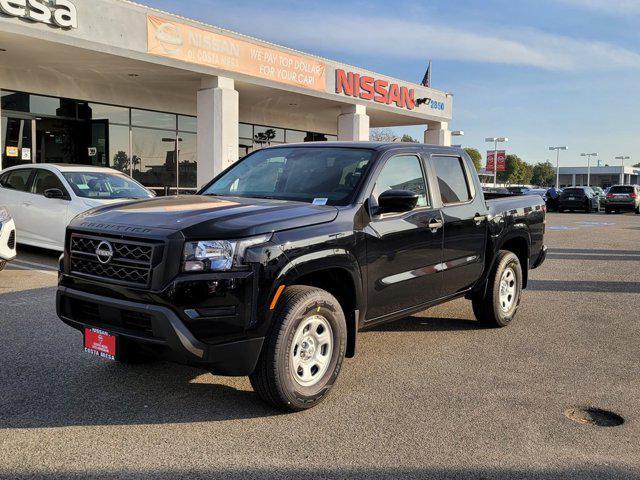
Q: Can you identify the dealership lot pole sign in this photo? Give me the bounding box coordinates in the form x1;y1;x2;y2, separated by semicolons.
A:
486;150;507;172
0;0;77;28
147;16;326;92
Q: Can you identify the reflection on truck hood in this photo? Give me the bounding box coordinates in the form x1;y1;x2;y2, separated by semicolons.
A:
73;195;339;238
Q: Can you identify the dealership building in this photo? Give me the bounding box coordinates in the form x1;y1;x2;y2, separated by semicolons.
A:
0;0;453;193
557;166;640;188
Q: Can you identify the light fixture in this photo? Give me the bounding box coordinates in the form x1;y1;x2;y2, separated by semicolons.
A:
549;146;568;187
128;73;140;78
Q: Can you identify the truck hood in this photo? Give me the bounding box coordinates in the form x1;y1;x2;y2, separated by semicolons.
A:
72;195;339;238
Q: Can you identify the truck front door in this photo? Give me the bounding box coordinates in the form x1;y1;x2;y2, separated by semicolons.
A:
364;153;444;321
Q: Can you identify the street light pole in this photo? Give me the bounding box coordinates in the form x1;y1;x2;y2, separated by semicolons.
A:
451;130;464;148
549;146;568;187
580;152;598;187
485;137;508;187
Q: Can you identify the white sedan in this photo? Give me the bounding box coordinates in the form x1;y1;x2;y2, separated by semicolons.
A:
0;164;154;252
0;206;16;270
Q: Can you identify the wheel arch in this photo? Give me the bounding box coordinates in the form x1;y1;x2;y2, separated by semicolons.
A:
270;251;364;359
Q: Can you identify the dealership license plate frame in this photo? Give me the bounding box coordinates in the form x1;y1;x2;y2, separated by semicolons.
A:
84;327;118;360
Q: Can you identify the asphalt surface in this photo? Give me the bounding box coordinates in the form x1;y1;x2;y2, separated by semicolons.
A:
1;212;639;479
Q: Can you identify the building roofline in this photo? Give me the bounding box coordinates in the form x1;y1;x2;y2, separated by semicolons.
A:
118;0;450;96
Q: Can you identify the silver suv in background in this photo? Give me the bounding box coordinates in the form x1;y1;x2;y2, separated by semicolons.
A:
604;185;640;214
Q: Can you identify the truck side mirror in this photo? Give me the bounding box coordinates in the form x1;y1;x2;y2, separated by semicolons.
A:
44;188;65;200
377;189;419;214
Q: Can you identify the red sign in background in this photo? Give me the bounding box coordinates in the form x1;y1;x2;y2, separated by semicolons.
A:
486;150;507;172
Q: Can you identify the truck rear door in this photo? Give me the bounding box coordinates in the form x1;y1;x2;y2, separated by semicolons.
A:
429;154;487;296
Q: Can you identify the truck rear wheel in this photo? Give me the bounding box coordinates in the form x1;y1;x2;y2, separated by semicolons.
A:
250;286;347;411
0;260;6;272
472;251;523;328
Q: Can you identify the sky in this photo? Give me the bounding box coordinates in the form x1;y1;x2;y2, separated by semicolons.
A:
144;0;640;167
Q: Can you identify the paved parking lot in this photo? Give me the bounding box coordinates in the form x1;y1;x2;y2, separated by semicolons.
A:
1;212;639;479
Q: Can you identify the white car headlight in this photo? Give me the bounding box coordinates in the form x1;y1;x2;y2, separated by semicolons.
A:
182;234;272;272
0;207;11;223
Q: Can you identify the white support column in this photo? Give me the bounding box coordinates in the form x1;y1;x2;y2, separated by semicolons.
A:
197;76;239;189
338;104;369;141
423;122;452;146
620;172;625;184
572;174;576;186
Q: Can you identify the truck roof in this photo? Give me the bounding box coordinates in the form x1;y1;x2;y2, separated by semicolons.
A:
263;141;466;153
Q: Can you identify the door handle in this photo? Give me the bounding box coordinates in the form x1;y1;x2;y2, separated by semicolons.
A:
473;213;487;226
428;218;443;233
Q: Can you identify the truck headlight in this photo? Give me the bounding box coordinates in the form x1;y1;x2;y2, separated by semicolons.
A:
0;207;11;224
182;234;272;272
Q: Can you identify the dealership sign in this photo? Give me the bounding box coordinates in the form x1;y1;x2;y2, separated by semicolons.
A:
335;69;417;110
147;16;326;92
486;150;507;172
0;0;77;28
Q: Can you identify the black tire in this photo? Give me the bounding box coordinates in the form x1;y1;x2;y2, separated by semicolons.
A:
584;201;592;214
472;251;523;328
605;207;612;214
558;206;564;213
250;285;347;411
0;260;6;272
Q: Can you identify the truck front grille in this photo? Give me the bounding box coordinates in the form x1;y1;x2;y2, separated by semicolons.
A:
69;234;158;287
67;297;155;337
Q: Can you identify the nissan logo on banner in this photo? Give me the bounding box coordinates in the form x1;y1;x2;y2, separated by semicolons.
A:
0;0;78;29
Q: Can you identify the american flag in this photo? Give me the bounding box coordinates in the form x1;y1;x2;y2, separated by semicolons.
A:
421;61;432;88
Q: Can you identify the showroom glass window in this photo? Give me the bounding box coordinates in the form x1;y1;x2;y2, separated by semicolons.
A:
1;90;197;195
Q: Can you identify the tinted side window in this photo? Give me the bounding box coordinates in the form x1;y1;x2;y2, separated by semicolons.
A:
431;156;472;204
373;155;428;207
32;170;66;196
0;169;32;192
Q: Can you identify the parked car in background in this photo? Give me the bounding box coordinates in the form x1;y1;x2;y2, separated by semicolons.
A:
0;164;154;251
604;185;640;214
524;188;547;198
506;186;530;195
0;206;17;271
558;187;599;213
544;187;562;212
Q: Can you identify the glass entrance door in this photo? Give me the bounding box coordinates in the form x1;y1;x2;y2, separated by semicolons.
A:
1;116;34;169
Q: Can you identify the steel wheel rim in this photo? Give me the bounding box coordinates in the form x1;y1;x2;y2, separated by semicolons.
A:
499;266;517;312
290;315;333;387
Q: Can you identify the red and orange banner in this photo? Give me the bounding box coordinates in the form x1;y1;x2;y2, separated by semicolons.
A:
147;16;326;92
486;150;507;172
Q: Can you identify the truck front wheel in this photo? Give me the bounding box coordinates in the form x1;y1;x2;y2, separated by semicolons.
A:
250;286;347;411
472;251;523;328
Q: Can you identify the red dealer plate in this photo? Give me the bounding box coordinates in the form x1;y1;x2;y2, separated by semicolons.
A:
84;328;117;360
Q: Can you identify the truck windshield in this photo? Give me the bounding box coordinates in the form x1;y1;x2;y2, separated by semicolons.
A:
202;147;375;205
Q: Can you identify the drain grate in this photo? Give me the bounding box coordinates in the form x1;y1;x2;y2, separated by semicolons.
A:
564;407;624;427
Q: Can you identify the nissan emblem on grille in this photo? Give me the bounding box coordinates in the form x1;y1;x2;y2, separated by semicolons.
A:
95;241;114;264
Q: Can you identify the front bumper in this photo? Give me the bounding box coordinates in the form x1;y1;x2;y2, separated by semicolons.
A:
57;286;264;376
0;218;17;262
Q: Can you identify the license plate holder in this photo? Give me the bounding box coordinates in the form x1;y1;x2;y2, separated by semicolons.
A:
84;328;118;360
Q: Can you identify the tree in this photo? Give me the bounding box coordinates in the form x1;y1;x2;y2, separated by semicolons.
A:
370;128;397;142
498;154;533;185
531;161;556;187
401;134;418;143
464;148;482;172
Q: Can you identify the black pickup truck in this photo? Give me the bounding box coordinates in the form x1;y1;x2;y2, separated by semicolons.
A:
57;143;547;411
